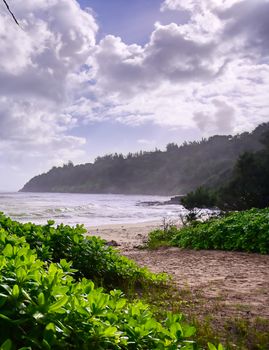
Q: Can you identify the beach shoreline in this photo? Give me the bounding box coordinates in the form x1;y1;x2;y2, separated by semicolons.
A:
86;220;162;250
87;220;269;323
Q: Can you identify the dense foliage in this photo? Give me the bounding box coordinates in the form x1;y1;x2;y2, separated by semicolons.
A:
20;123;269;195
147;208;269;254
181;128;269;211
181;187;217;210
0;226;200;349
0;214;166;291
218;140;269;210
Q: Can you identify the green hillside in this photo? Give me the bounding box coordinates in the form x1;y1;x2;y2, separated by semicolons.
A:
21;123;269;195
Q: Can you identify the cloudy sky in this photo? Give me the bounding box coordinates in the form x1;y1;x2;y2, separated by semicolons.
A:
0;0;268;190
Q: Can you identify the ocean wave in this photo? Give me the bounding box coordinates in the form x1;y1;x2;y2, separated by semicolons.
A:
0;192;185;226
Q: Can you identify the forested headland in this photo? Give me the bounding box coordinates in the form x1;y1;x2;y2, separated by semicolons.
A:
181;125;269;210
21;123;269;195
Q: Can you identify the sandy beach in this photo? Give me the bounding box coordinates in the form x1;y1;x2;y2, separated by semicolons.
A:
87;220;162;250
86;221;269;322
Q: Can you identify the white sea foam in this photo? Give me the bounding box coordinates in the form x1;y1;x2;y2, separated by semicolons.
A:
0;192;187;227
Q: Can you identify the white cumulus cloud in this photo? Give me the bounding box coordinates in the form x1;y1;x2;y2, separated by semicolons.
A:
0;0;98;188
90;0;269;135
1;0;269;189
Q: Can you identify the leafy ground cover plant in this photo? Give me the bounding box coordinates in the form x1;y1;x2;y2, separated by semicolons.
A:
146;226;176;250
0;226;202;349
147;208;269;254
0;213;167;290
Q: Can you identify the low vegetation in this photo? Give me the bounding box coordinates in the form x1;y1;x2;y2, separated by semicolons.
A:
147;208;269;254
0;213;224;349
3;209;268;349
0;213;166;291
146;208;269;349
0;229;199;349
141;282;269;350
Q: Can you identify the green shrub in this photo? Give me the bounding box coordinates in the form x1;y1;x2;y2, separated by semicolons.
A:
181;187;217;210
0;213;167;290
0;228;199;349
147;227;177;249
147;208;269;254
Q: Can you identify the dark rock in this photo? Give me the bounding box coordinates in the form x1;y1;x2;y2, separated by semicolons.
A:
164;195;185;205
106;240;120;247
137;195;185;207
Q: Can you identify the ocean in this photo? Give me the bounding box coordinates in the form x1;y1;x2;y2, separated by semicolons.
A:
0;192;187;227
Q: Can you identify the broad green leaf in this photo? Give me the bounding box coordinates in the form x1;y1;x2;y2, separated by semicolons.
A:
38;292;45;306
0;314;12;321
0;339;12;350
16;268;27;282
45;323;56;332
47;220;55;226
184;326;196;338
73;235;80;244
0;230;7;243
0;256;6;270
116;298;126;309
48;295;68;312
103;326;118;337
12;284;20;298
2;244;13;257
41;339;51;350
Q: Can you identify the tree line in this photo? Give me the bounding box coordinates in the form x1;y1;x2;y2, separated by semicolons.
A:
182;126;269;210
21;123;269;196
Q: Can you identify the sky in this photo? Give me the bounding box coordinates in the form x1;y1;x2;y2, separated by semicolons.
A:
0;0;268;190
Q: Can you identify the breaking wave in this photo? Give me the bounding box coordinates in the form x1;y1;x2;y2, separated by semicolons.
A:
0;192;186;227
